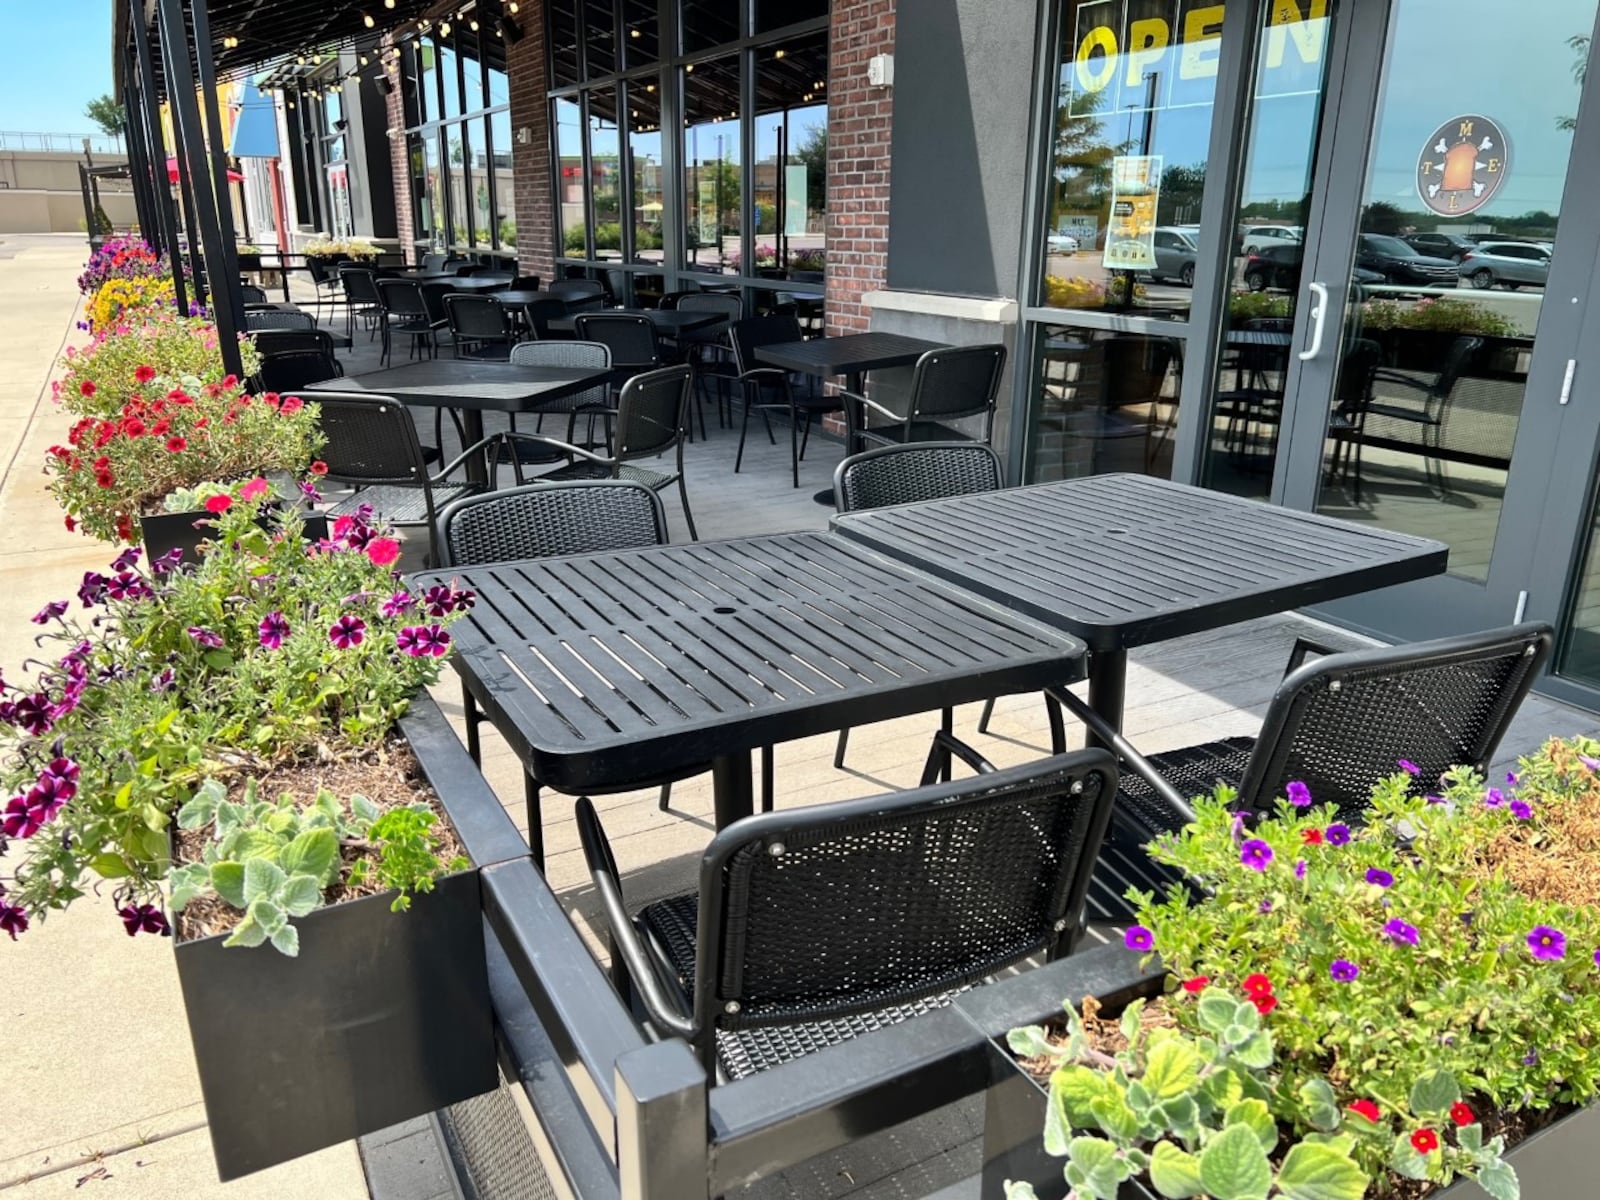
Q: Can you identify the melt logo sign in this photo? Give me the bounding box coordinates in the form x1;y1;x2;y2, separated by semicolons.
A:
1067;0;1329;116
1416;114;1509;218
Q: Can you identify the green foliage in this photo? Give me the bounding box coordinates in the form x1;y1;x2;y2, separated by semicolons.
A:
353;806;469;913
84;95;127;138
1005;990;1366;1200
1360;296;1522;337
1229;292;1294;322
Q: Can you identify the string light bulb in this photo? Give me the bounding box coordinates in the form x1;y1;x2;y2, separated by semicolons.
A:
360;54;369;65
440;21;450;34
363;12;374;26
774;49;785;58
470;18;479;30
384;0;395;7
629;27;640;37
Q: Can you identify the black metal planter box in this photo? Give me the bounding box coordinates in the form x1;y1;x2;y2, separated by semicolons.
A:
973;953;1598;1200
172;690;527;1181
140;509;329;565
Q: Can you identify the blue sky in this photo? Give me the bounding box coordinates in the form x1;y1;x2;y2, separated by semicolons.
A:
0;0;115;133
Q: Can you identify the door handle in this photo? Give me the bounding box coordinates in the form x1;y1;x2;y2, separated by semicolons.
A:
1298;281;1328;362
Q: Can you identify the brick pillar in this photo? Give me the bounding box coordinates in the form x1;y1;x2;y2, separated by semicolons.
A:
824;0;894;337
508;6;556;283
382;36;415;264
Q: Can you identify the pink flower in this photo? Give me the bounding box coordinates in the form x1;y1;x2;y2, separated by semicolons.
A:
396;624;452;657
239;477;270;502
204;494;232;514
328;615;368;649
365;537;401;567
2;796;42;838
258;611;290;649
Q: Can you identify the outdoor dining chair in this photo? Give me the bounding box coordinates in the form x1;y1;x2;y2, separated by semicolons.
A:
239;283;268;304
1050;622;1552;918
251;328;339;359
305;390;486;568
1324;338;1385;502
444;294;517;360
337;266;383;341
376;277;449;367
728;315;846;488
844;343;1006;449
520;296;569;340
576;743;1118;1079
498;363;699;539
492;340;614;476
245;309;316;333
676;292;743;427
1361;334;1484;494
304;256;348;325
253;349;342;393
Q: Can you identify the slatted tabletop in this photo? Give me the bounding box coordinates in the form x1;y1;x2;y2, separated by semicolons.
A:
830;474;1448;652
418;532;1087;808
547;308;724;337
754;332;945;379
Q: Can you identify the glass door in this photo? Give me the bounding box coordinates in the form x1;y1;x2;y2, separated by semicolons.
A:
1268;0;1600;642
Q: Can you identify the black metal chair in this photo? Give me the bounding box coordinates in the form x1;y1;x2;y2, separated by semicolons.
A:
245;309;316;332
549;278;606;307
577;742;1119;1079
573;312;661;376
254;349;342;392
304;255;348;325
338;266;383;341
522;297;569;341
510;274;542;291
420;252;448;273
677;292;743;427
844;343;1006;449
305;390;486;568
251;328;338;358
376;278;448;367
239;283;268;304
445;294;517;360
1054;622;1553;920
495;340;614;469
1363;335;1484;494
1213;318;1294;462
503;363;698;540
1325;338;1385;502
728;315;845;487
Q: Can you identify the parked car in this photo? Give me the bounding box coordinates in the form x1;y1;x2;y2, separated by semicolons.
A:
1239;224;1302;254
1241;244;1383;292
1147;226;1198;286
1045;231;1080;254
1458;240;1551;290
1354;233;1459;288
1402;232;1479;262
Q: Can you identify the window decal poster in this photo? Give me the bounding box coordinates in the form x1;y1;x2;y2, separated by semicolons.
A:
1104;154;1162;270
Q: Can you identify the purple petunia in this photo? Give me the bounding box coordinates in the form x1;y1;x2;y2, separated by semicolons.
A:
1259;899;1273;914
151;547;185;576
11;693;53;737
1384;918;1420;947
118;903;169;937
381;591;416;618
1524;1049;1540;1066
257;612;290;650
1286;780;1312;807
1124;925;1154;952
396;623;452;658
149;667;175;694
1240;838;1274;871
1398;759;1421;776
0;897;27;939
77;571;108;607
111;546;141;572
30;600;68;625
1326;824;1351;846
1581;755;1600;773
186;626;224;649
1295;858;1307;879
328;615;368;649
1510;800;1533;821
1507;771;1519;786
2;796;41;838
1330;959;1360;982
106;572;150;601
1528;926;1567;961
1484;787;1507;808
1366;868;1394;888
25;774;71;822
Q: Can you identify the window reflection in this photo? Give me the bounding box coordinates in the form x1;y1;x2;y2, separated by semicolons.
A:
683;58;742;273
491;109;513;248
629;81;664;265
589;89;622;258
556;99;585;257
754;34;827;281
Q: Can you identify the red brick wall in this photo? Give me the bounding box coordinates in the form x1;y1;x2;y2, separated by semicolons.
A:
382;36;414;264
824;0;895;337
508;6;556;284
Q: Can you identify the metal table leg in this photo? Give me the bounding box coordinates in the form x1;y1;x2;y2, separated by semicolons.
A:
1086;649;1127;751
711;751;755;830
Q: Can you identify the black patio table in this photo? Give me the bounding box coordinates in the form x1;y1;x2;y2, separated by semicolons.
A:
416;531;1087;851
546;307;724;337
301;359;614;484
830;473;1448;733
414;274;513;292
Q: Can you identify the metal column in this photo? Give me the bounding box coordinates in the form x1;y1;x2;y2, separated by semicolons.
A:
129;10;188;315
121;80;156;249
188;0;246;342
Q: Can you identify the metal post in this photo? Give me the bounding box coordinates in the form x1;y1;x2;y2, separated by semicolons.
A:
121;83;155;243
188;0;246;342
129;11;188;314
157;0;244;376
614;1041;709;1200
77;165;100;251
151;0;209;308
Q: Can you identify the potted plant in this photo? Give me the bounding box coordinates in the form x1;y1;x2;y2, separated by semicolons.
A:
0;496;513;1178
1358;296;1526;370
994;748;1600;1198
139;474;329;563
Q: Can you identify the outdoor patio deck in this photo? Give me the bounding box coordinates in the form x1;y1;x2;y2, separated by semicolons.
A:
316;294;1600;1198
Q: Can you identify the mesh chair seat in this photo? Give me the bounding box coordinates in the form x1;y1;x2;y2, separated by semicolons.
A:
639;893;968;1081
532;459;678;492
326;480;478;525
861;417;992;446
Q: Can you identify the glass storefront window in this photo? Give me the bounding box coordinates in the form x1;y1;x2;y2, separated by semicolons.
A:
1038;0;1225;320
623;0;659;67
683;58;743;272
629;79;665;265
441;40;461;119
681;0;740;53
463;34;485;114
754;34;827;277
488;56;509;107
755;0;827;33
413;43;433;124
422;133;442;249
584;0;617;78
491;108;513;248
446;126;469;245
589;90;622;257
551;0;580;88
556;97;586;257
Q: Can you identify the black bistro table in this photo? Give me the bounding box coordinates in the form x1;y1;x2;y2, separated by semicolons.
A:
302;359;613;483
413;274;513;292
546;307;724;338
831;474;1448;733
417;531;1087;859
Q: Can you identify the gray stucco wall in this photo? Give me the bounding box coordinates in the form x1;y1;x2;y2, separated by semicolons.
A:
884;0;1038;301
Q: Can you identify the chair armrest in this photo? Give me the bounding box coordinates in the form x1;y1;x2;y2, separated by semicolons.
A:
838;389;902;422
574;798;696;1041
736;367;792;384
919;730;997;786
1369;369;1429;393
1284;637;1339;675
1045;686;1197;824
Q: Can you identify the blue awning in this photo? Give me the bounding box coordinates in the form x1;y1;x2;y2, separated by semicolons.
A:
230;81;279;158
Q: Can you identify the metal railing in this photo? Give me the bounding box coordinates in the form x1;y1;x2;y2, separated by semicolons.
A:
0;132;125;154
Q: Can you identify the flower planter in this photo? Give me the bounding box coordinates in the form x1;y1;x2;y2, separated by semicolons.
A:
171;691;526;1181
974;950;1599;1199
139;509;329;564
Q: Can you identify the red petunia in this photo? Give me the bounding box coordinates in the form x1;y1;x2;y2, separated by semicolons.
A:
1347;1099;1380;1123
64;515;76;532
280;396;304;414
1180;976;1210;994
115;513;133;542
94;470;114;489
165;436;187;453
122;418;146;437
309;460;328;475
1411;1129;1439;1154
1302;827;1324;845
134;364;156;384
365;537;402;567
1250;994;1278;1015
1450;1102;1475;1127
1242;974;1274;997
204;494;232;514
79;380;96;397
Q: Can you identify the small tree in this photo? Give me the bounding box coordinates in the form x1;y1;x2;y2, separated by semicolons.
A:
84;95;126;139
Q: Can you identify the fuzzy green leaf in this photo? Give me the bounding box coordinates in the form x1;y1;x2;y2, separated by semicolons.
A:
350;793;380;826
1199;1065;1246;1115
1007;1024;1055;1059
1157;1094;1200;1143
1304;1133;1357;1156
279;827;339;885
1388;1135;1430;1181
226;828;281;862
1051;1064;1110;1130
88;852;131;879
1198;1124;1271;1200
1044;1076;1074;1156
242;856;286;905
1090;1091;1140;1142
211;860;247;908
1297;1077;1341;1132
279;873;323;918
1144;1036;1202;1100
1225;1098;1277;1153
1230;1031;1275;1070
222;912;267;948
1148;1141;1205;1198
1196;990;1237;1034
1408;1070;1461;1116
1120;998;1147;1046
1002;1183;1040;1200
168;863;211;911
177;779;226;829
1474;1161;1520;1200
1065;1136;1128;1199
1457;1123;1483;1154
247;897;285;935
1275;1141;1368;1200
268;921;300;957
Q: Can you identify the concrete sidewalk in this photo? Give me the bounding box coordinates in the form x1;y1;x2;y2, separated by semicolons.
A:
0;235;368;1199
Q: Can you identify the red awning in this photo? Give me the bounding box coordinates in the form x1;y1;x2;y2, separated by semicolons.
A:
167;157;245;183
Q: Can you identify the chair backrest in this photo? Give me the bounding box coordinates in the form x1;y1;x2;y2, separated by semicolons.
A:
376;277;428;318
421;252;448;273
252;328;338;358
728;315;804;375
1431;335;1485;401
614;363;692;462
549;278;605;302
240;283;268;304
437;480;667;567
681;749;1118;1070
339;266;381;304
443;257;474;274
677;292;742;323
906;343;1007;425
604;268;628;303
303;391;433;492
509;339;613;411
834;442;1004;513
1334;338;1383;416
1237;622;1554;822
245;309;316;332
521;297;570;339
574;313;660;369
445;293;514;341
255;350;342;392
